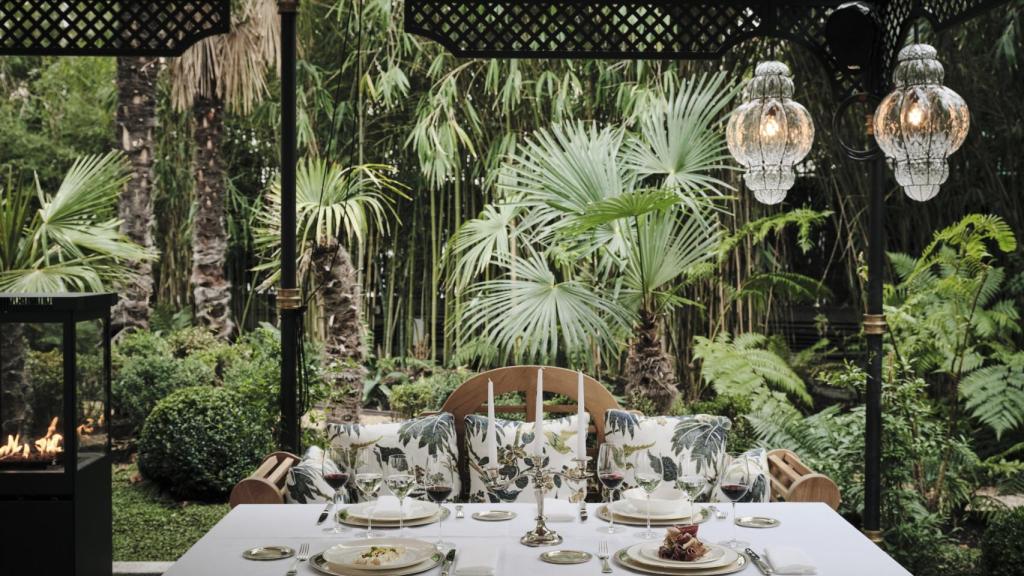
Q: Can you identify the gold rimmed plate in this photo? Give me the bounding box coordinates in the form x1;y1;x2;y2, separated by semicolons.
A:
472;510;517;522
242;545;294;561
734;516;780;529
541;550;592;565
613;547;747;576
310;551;444;576
339;506;450;528
597;504;711;526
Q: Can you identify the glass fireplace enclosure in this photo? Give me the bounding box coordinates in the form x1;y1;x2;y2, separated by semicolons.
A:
0;293;114;576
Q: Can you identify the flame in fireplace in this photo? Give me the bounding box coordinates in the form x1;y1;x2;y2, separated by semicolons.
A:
0;417;64;462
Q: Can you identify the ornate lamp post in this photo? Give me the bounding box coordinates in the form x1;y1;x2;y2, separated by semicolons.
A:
400;0;1010;543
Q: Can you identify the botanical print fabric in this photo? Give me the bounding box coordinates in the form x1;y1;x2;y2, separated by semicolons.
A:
326;412;461;502
602;409;769;503
464;414;587;503
285;445;339;504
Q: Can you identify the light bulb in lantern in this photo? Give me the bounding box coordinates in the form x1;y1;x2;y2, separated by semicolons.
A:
726;61;815;205
874;44;969;202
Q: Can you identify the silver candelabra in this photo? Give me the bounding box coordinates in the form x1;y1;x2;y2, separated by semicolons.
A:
482;457;590;547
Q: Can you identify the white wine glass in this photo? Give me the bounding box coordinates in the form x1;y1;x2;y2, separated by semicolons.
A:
675;471;706;522
717;452;753;549
386;455;415;537
354;449;383;539
633;452;663;540
596;443;626;534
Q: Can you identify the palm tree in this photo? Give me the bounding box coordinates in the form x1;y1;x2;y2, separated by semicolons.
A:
0;152;153;435
256;159;405;421
112;56;161;332
168;0;279;339
449;74;733;411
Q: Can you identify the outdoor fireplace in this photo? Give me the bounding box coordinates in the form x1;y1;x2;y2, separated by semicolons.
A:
0;293;114;576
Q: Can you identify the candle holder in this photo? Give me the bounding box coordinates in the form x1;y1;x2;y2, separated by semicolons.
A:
483;457;590;547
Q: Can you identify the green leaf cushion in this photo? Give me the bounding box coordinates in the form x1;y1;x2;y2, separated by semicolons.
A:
464;414;587;503
324;412;461;502
603;409;770;503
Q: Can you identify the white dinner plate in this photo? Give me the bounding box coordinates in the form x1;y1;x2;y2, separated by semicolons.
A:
346;500;440;521
323;538;436;571
636;542;728;566
610;499;702;521
615;546;747;576
625;542;738;570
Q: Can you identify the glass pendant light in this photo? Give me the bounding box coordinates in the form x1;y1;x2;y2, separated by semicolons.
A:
726;61;815;205
873;44;970;202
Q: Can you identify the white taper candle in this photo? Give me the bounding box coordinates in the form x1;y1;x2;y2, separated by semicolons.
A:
534;368;544;458
577;370;586;459
486;379;498;466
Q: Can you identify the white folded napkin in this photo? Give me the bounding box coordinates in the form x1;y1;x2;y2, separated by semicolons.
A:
542;498;579;522
455;546;499;576
766;547;817;575
370;495;410;517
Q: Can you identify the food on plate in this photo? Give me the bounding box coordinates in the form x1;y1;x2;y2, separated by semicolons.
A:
658;524;708;562
354;545;406;566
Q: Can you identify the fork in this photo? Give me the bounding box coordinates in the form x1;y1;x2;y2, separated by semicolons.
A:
597;540;612;574
286;543;310;576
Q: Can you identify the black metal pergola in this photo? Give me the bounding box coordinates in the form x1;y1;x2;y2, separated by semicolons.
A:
0;0;1011;545
393;0;1009;541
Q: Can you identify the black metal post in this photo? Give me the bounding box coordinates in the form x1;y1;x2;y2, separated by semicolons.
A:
862;155;886;542
278;0;300;453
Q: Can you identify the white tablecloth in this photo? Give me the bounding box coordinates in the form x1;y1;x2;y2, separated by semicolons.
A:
163;502;910;576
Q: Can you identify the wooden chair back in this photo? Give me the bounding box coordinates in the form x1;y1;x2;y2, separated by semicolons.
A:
767;448;841;510
440;366;620;497
229;451;300;508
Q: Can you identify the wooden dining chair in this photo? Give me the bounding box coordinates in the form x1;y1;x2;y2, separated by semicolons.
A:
439;365;621;497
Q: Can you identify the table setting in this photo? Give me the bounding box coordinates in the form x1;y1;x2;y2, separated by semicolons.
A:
164;370;911;576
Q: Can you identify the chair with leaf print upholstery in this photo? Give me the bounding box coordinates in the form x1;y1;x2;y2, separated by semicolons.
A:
440;366;621;501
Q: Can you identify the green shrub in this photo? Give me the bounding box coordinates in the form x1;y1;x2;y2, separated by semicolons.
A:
138;386;272;500
982;507;1024;576
674;394;757;453
389;368;471;418
113;354;216;432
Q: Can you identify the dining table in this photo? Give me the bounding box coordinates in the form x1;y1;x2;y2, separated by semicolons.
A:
163;502;912;576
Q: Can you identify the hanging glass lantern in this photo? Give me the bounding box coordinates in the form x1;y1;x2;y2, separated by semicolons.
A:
726;61;815;205
873;44;970;202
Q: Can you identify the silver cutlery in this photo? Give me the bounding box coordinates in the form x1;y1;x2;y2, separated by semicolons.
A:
597;540;612;574
286;543;309;576
708;505;727;519
745;548;774;575
455;504;464;519
316;502;332;525
440;548;457;576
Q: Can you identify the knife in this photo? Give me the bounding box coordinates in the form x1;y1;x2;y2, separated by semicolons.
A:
745;548;774;575
316;502;333;525
440;548;457;576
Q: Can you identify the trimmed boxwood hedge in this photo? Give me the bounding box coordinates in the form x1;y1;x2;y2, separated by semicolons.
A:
137;386;272;500
981;506;1024;576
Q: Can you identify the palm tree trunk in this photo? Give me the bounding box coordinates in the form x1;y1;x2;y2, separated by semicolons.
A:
0;324;31;437
314;240;367;423
190;94;235;339
624;309;678;413
112;56;159;333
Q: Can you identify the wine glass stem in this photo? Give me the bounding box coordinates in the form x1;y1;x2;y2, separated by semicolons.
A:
367;498;374;538
438;500;444;544
646;493;652;534
731;501;737;545
608;489;616;534
399;496;405;536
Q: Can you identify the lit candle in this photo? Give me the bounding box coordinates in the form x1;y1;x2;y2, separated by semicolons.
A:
534;368;544;458
577;371;586;459
486;379;498;466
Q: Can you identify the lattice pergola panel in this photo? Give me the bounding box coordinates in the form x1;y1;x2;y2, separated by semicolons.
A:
0;1;229;56
405;0;1007;93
